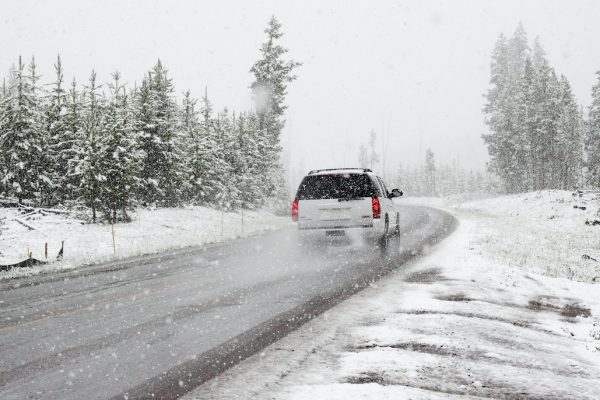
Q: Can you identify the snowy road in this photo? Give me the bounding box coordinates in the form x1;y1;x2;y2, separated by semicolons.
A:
0;205;455;400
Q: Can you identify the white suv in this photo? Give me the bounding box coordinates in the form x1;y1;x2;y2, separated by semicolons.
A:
291;168;402;247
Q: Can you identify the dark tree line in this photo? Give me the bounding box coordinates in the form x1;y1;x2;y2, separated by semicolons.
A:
0;17;299;222
483;23;599;192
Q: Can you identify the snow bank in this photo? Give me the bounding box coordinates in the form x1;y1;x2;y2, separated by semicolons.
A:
0;206;288;280
404;190;600;282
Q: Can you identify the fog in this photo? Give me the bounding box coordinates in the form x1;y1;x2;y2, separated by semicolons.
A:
2;0;599;186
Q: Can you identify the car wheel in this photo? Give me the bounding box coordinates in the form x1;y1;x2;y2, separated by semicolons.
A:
379;216;390;249
394;212;400;236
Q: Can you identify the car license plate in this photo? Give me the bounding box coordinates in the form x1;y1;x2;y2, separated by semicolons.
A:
320;210;348;220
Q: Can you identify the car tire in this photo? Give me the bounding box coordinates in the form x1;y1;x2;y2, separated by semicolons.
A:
394;212;400;236
378;215;390;249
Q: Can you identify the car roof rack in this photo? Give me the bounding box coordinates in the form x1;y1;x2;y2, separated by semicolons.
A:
308;168;372;175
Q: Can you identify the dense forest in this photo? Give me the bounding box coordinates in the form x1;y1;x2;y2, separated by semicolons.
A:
483;23;600;193
0;17;299;222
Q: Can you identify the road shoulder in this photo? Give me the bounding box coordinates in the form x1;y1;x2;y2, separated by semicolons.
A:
0;207;287;282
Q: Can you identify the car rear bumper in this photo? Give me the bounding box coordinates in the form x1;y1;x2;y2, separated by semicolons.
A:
296;219;385;241
298;223;373;230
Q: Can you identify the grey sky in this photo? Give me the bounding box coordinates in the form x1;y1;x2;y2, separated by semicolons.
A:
2;0;599;185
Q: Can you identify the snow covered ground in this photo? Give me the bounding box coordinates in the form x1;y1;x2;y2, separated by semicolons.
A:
0;206;287;280
184;190;600;399
405;190;600;282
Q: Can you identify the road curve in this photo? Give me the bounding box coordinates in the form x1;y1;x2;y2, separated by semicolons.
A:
0;205;456;400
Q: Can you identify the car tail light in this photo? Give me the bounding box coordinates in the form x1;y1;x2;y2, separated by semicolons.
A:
372;197;381;219
292;200;299;222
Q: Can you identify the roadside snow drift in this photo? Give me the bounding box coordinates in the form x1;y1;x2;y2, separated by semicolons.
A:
0;206;287;280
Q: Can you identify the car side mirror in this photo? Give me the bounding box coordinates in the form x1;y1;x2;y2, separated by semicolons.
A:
390;189;403;198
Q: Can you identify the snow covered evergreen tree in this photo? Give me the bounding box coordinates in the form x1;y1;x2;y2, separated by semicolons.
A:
133;75;154;204
180;90;205;204
358;144;369;169
135;61;188;207
28;58;54;205
62;78;84;204
0;56;49;205
513;56;535;191
99;72;140;222
73;71;105;222
46;55;72;204
213;109;239;210
356;130;380;170
250;16;300;204
424;149;436;196
368;130;379;170
234;111;262;208
531;42;560;189
585;70;600;188
482;33;519;192
556;76;584;189
197;91;227;207
0;77;8;198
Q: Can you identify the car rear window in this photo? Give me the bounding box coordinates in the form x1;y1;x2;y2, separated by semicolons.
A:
295;174;377;200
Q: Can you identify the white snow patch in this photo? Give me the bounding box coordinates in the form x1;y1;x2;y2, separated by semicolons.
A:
0;206;288;280
403;190;600;282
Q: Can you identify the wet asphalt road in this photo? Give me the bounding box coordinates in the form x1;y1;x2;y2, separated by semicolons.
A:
0;205;455;400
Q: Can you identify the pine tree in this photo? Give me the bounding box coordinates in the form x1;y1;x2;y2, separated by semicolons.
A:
135;61;187;206
28;58;53;205
483;33;519;192
133;74;154;204
46;55;71;204
0;77;7;198
180;90;204;204
63;78;84;204
424;149;436;196
196;91;226;207
99;72;139;221
74;70;105;222
513;56;536;191
532;47;560;189
213;109;239;210
0;56;48;205
507;23;529;84
250;16;301;125
368;130;379;170
358;143;369;168
234;111;261;208
250;16;300;204
242;111;269;208
556;76;583;189
586;70;600;188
